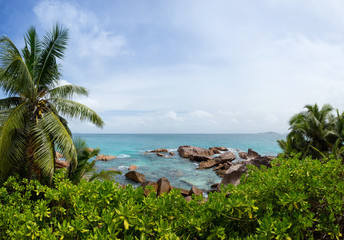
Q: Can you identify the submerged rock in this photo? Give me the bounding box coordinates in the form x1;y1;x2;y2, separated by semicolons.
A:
169;152;175;156
128;165;138;171
156;152;166;157
177;145;213;158
96;154;116;161
150;148;168;153
125;171;146;183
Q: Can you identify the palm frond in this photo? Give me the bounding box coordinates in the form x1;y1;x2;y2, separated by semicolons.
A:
22;26;42;77
50;98;104;128
37;111;77;171
0;97;21;111
36;24;68;88
88;170;122;182
0;36;34;97
48;84;88;99
1;130;27;181
0;103;29;180
31;123;55;182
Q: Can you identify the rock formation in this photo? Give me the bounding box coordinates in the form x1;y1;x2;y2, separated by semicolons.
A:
96;154;116;161
157;177;172;196
150;148;168;153
238;152;248;159
128;165;138;171
156;152;166;157
55;152;64;159
141;181;158;196
220;155;273;186
125;171;146;183
177;145;213;158
189;155;213;162
189;186;203;197
55;159;70;168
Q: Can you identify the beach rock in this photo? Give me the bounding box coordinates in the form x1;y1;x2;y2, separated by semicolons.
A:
247;149;259;160
211;183;220;189
210;146;228;152
189;155;213;162
220;155;273;186
246;156;272;168
55;158;70;168
239;152;248;159
150;148;168;153
86;147;94;152
177;145;213;158
189;186;203;197
141;181;158;196
55;152;64;159
96;154;116;161
216;151;236;162
125;171;146;183
156;152;166;157
128;165;138;171
213;162;232;177
221;163;248;186
172;186;189;196
185;196;192;202
169;152;175;156
197;159;221;169
209;148;221;154
157;177;172;196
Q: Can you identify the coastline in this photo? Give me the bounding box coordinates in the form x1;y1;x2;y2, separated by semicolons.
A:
75;133;283;190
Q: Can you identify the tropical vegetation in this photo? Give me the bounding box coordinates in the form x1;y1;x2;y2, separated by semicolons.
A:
278;103;344;158
68;137;121;185
0;24;104;184
0;155;343;239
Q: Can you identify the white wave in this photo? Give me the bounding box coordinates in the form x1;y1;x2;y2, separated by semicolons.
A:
167;149;178;152
118;165;129;171
118;154;130;158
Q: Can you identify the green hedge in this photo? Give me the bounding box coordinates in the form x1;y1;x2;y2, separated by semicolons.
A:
0;155;344;239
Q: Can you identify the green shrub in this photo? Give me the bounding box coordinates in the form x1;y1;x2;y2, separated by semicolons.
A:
0;156;343;239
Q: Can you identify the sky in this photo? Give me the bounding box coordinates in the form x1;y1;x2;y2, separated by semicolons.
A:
1;0;344;133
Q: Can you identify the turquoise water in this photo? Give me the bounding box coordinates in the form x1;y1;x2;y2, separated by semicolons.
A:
74;133;284;190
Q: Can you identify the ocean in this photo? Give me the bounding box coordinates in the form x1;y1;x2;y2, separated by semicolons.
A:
73;133;284;190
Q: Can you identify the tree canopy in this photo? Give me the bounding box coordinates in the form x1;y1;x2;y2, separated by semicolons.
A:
0;24;104;184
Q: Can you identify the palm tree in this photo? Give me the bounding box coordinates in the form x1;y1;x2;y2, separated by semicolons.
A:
0;24;104;184
68;137;121;185
279;104;335;158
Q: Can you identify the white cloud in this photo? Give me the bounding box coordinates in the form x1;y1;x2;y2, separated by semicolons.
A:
163;111;183;121
190;110;214;119
34;0;128;59
27;1;344;133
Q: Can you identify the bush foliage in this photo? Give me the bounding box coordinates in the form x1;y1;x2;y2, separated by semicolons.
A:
0;155;344;239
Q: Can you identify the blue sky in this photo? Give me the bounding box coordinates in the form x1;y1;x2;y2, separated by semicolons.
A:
1;0;344;133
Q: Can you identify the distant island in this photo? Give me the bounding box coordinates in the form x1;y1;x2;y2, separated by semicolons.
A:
257;131;280;135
